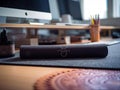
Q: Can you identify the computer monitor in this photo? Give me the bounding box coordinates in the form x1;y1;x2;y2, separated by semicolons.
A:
0;0;52;23
58;0;82;20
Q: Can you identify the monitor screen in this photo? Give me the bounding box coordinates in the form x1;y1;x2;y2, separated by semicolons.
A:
0;0;52;20
58;0;82;20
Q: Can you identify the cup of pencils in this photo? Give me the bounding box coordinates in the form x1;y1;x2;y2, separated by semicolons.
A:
90;15;100;42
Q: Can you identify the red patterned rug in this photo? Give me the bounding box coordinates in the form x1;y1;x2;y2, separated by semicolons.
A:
34;69;120;90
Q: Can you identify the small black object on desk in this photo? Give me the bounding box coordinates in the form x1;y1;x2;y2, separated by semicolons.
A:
0;29;15;58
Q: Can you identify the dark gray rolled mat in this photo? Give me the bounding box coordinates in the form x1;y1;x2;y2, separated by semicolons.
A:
20;44;108;59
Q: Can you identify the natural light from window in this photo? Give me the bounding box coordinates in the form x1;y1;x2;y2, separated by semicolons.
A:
83;0;107;20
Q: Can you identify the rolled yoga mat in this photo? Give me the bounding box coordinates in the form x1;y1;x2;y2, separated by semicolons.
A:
20;44;108;59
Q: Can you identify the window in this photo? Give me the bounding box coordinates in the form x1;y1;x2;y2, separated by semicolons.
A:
83;0;107;20
113;0;120;17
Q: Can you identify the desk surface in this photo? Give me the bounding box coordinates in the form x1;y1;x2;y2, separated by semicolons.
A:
0;39;120;90
0;65;71;90
0;65;120;90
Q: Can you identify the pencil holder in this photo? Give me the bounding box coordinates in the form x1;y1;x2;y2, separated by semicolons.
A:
90;25;100;42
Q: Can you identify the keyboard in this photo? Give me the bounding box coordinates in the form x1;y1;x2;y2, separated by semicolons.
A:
29;22;45;25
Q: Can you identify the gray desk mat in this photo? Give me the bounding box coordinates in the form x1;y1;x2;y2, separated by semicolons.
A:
0;43;120;70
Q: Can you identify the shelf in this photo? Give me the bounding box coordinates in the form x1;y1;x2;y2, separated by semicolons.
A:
0;24;90;30
1;23;120;43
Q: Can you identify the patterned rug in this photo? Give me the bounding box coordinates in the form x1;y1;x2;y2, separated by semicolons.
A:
34;69;120;90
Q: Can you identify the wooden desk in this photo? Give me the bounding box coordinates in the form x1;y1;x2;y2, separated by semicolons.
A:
0;65;120;90
0;24;120;42
0;65;71;90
